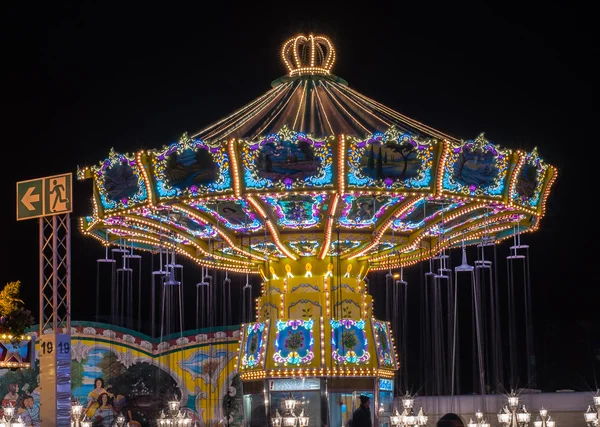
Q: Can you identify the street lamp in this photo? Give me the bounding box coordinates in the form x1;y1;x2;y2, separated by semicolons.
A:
467;409;490;427
272;409;283;427
115;413;126;427
584;390;600;427
156;400;192;426
498;392;556;427
389;394;427;427
0;404;23;427
532;407;556;427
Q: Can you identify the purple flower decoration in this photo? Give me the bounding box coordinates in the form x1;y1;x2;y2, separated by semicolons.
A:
469;184;477;193
121;197;128;204
283;177;293;188
384;177;393;188
190;185;198;194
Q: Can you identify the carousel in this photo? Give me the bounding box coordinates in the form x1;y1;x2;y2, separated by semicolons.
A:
78;34;557;427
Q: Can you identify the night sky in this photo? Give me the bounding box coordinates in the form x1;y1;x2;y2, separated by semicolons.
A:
1;4;596;392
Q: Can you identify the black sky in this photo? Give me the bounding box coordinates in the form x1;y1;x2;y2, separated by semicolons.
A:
1;3;597;390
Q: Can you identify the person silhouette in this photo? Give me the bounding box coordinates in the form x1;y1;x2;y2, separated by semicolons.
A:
49;179;68;212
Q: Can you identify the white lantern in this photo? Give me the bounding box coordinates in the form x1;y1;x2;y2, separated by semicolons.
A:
71;403;83;418
390;409;401;427
116;413;126;426
282;415;297;427
404;411;416;426
298;409;309;427
402;397;414;410
168;400;180;414
517;406;531;423
585;405;599;423
497;410;511;424
417;407;427;425
3;407;14;419
273;409;283;427
546;417;555;427
480;421;490;427
594;391;600;408
467;419;477;427
285;397;297;412
475;410;483;421
533;416;543;427
539;407;548;419
508;395;519;409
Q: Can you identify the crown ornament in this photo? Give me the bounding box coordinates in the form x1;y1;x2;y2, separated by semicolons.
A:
281;34;336;76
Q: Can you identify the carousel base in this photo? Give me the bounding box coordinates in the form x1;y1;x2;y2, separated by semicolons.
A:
242;376;394;427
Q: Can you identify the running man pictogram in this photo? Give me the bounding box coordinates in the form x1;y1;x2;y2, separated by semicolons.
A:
49;177;69;212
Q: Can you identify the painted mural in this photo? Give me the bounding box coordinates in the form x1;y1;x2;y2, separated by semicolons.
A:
0;322;242;427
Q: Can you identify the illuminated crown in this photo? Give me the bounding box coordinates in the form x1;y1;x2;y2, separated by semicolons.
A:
281;34;336;76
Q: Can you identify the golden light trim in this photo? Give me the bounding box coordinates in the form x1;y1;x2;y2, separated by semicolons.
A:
240;367;396;380
173;203;264;262
228;139;242;198
319;193;339;259
247;196;298;260
436;140;451;196
349;197;423;259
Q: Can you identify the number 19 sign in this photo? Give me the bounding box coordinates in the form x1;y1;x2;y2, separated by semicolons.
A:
39;332;71;425
40;338;70;356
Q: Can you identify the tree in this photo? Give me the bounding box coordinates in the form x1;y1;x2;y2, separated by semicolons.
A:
386;142;416;179
72;359;86;390
456;151;467;179
376;146;383;179
367;144;375;169
0;281;34;343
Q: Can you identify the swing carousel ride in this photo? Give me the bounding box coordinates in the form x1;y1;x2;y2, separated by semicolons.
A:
77;34;556;426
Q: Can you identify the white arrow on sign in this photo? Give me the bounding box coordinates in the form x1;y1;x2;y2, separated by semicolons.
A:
21;186;40;211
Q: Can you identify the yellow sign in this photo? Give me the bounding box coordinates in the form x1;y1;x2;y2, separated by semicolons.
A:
16;173;72;221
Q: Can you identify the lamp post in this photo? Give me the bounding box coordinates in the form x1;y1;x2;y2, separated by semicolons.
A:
389;394;427;427
467;409;490;427
278;394;309;427
0;404;24;427
532;407;556;427
70;400;92;427
497;391;557;427
114;413;127;427
497;390;531;427
156;400;192;426
584;390;600;427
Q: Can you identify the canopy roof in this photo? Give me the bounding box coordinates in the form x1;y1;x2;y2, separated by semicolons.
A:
193;74;455;143
78;34;556;274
